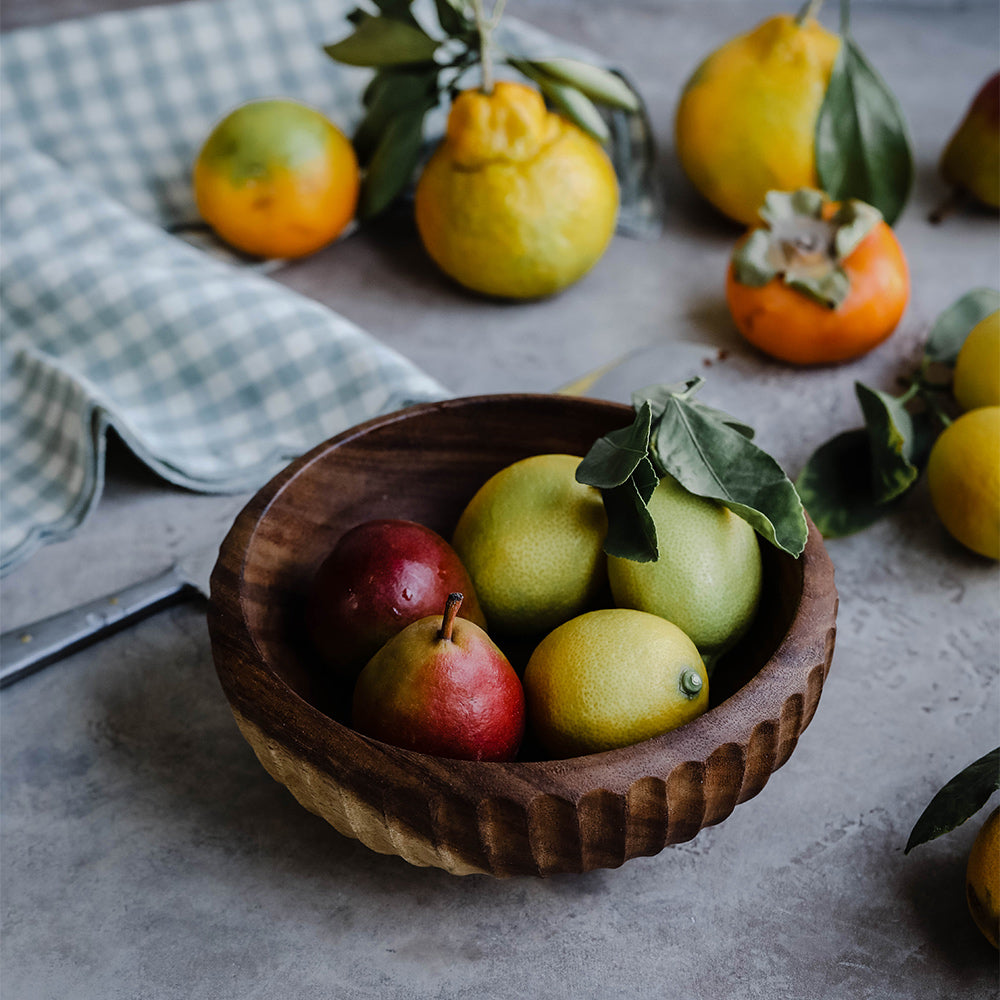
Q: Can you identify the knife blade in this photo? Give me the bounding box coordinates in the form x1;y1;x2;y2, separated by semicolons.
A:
0;543;220;689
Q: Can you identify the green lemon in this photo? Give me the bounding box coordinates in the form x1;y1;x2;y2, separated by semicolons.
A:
523;608;709;758
452;454;607;636
607;475;762;667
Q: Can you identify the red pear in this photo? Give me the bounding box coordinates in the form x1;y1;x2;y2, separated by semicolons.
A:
305;519;486;682
351;594;524;762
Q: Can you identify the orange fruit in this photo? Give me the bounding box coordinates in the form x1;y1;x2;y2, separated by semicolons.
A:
414;81;619;299
193;98;359;259
725;196;910;365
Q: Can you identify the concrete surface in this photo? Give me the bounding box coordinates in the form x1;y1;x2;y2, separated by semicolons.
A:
2;1;999;998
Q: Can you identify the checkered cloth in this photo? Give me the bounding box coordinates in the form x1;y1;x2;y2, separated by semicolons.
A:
0;0;660;575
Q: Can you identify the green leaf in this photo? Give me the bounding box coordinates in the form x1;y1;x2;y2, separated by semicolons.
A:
533;78;610;144
433;0;471;35
636;382;756;440
324;14;440;67
601;461;659;562
907;407;940;470
905;748;1000;853
795;429;902;538
651;389;808;556
528;58;640;113
633;378;700;418
815;35;914;225
353;67;440;166
371;0;422;27
689;402;755;440
923;288;1000;366
855;382;919;503
576;401;653;489
358;106;431;219
580;380;804;560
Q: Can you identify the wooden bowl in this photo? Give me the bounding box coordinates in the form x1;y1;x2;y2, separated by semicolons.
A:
208;394;837;878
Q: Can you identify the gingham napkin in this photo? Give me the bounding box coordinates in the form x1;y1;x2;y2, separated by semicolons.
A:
0;0;661;576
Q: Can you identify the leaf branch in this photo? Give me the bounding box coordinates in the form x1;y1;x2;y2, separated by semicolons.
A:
577;379;807;560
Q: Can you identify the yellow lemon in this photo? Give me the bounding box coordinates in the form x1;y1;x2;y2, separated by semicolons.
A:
927;406;1000;559
452;454;607;637
967;806;1000;949
607;475;762;667
523;608;709;758
414;81;619;299
954;311;1000;412
194;99;359;259
675;13;841;226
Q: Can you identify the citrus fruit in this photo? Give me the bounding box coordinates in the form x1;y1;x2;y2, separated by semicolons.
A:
607;474;762;666
193;98;359;259
523;608;709;758
725;190;910;365
953;310;1000;412
414;81;619;299
675;12;840;226
452;454;608;637
967;806;1000;949
927;406;1000;559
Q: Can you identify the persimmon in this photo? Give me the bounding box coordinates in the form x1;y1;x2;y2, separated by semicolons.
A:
725;188;909;365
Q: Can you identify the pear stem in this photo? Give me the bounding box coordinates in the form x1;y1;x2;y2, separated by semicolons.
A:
928;188;962;225
438;593;464;642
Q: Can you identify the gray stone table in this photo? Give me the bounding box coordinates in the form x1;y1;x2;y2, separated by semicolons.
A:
2;1;998;998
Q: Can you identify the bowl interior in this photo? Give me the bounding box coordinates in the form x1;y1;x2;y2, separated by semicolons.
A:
230;394;804;758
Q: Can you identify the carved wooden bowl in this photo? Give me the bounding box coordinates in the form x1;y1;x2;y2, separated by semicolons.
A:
208;394;837;878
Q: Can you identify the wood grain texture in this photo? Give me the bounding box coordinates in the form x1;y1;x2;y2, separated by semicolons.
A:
208;394;838;877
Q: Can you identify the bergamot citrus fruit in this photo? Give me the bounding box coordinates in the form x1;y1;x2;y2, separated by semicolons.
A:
414;81;619;299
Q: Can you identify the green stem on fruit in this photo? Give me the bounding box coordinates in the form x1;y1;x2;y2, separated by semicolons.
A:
916;384;955;430
795;0;825;25
438;593;464;642
679;668;704;699
471;0;506;94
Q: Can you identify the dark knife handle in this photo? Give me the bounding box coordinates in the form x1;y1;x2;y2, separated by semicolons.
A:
0;566;197;689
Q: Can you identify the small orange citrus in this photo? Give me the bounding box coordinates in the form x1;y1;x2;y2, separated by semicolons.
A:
193;98;359;259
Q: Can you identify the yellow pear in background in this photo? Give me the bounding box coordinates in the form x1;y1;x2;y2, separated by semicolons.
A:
940;73;1000;210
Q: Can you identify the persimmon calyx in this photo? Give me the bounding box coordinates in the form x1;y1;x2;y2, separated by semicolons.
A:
732;188;882;309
